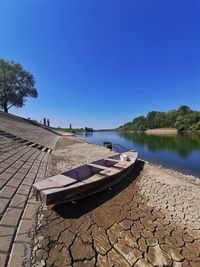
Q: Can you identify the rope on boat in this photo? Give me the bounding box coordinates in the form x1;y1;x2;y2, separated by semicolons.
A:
112;143;136;153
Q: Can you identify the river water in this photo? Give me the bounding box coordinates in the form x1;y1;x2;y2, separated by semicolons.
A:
76;132;200;177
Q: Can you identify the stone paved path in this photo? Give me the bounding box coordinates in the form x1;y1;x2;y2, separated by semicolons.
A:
0;111;59;266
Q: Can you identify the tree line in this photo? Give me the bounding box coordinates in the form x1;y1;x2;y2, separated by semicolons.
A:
120;106;200;132
61;125;93;133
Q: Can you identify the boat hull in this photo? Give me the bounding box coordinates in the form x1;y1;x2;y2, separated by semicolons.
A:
45;161;136;205
33;151;138;206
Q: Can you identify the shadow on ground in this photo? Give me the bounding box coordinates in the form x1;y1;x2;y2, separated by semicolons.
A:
52;160;144;219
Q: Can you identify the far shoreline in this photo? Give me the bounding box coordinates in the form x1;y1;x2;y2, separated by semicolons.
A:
145;128;178;135
118;128;200;135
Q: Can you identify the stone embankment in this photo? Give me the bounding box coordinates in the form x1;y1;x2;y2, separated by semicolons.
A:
33;136;200;267
0;111;59;267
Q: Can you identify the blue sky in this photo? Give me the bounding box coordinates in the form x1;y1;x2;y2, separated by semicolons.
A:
0;0;200;129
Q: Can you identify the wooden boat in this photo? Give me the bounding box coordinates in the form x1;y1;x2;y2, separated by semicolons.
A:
32;150;138;206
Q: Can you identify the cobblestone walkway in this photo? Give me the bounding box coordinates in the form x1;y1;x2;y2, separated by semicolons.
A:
0;112;59;266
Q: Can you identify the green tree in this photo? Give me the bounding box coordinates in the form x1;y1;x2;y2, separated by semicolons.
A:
0;59;38;113
132;116;147;131
120;105;200;132
165;110;178;127
146;111;158;128
175;112;200;132
154;112;167;128
189;121;200;131
177;105;191;116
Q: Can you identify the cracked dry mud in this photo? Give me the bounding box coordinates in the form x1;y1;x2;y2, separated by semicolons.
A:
33;137;200;267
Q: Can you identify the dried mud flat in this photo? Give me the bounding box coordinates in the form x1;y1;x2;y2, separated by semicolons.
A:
32;136;200;267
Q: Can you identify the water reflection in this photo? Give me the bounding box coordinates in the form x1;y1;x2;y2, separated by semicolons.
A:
119;132;200;158
84;132;94;137
76;131;200;176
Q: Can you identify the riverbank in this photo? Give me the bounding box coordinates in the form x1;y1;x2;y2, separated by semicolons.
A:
32;135;200;266
145;128;178;135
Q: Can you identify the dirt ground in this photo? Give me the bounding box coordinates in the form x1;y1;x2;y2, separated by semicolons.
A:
33;136;200;267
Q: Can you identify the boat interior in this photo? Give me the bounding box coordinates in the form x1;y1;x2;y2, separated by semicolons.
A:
33;152;137;201
33;152;137;203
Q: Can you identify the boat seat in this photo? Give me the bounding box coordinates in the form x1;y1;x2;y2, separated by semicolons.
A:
113;162;129;169
87;163;119;172
105;158;121;163
105;158;129;164
83;173;107;183
105;158;129;169
99;169;117;175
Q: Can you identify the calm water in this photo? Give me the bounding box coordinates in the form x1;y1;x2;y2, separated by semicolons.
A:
76;132;200;177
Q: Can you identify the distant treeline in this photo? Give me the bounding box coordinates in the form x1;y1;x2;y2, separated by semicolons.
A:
62;127;93;133
120;106;200;132
96;129;116;132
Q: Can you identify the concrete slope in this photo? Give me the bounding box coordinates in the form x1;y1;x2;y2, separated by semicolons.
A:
0;111;59;149
0;111;61;267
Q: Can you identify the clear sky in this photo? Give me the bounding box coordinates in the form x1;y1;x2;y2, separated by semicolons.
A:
0;0;200;129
